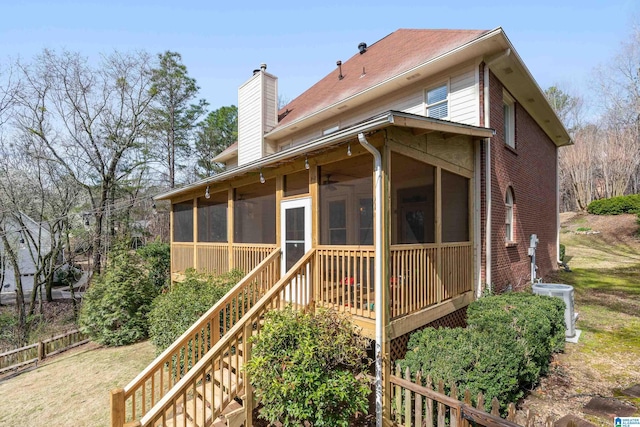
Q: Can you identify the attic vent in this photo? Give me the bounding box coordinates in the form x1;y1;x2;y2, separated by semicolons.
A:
406;72;421;81
358;42;367;54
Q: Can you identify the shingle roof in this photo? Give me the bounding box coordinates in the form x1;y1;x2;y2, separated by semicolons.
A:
276;29;491;128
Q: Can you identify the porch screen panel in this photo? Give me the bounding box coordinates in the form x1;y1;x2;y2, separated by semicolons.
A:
198;192;227;242
319;155;372;245
391;153;435;244
173;202;193;242
234;180;276;243
441;170;469;242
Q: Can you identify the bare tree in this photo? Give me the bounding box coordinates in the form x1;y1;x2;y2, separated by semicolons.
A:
15;50;155;274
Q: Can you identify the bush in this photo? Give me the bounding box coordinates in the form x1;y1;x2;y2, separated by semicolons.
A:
399;327;525;407
587;194;640;215
559;243;566;262
244;307;371;427
148;269;242;353
137;241;171;291
398;292;566;410
79;250;157;346
467;292;565;384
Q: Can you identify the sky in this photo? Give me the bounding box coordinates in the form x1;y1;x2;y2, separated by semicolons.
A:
1;0;638;111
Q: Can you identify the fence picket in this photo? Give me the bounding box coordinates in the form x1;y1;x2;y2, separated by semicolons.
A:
425;376;434;427
437;380;445;427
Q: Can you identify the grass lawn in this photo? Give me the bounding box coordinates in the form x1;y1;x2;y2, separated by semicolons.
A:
0;340;155;427
518;213;640;424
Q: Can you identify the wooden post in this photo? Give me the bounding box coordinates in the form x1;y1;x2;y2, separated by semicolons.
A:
228;188;235;270
381;141;392;425
435;166;443;303
193;197;198;271
37;341;44;362
242;322;254;426
111;388;125;427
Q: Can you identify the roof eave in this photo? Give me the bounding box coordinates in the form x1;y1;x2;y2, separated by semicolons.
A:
155;111;494;201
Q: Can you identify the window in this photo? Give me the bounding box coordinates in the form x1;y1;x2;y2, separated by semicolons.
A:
234;180;276;244
426;83;448;119
505;187;515;242
503;91;515;148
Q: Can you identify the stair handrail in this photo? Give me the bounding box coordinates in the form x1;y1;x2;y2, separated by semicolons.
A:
138;248;316;427
112;248;281;426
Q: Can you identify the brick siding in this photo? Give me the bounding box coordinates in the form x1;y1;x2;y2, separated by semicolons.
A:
480;69;558;292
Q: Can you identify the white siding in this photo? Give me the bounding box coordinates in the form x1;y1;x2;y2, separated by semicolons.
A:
449;69;478;126
263;74;278;133
238;74;263;166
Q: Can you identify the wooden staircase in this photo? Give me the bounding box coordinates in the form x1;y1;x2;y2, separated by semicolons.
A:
111;248;316;427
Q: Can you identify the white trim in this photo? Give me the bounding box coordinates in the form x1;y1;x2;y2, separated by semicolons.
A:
474;139;482;298
280;197;312;306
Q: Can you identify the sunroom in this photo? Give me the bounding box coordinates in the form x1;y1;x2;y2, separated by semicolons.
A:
159;111;494;340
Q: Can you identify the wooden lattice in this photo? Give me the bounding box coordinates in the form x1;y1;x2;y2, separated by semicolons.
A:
389;307;468;363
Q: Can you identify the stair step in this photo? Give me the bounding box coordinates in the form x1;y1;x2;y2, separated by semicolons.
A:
195;382;230;410
162;411;191;427
182;393;212;427
213;367;239;392
223;401;246;427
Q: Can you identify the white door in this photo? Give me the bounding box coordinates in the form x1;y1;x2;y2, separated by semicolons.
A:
280;198;312;303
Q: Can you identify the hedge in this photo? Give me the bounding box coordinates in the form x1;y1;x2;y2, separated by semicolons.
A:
148;268;243;353
587;194;640;215
398;292;565;410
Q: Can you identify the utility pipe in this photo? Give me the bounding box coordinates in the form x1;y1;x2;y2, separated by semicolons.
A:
358;132;383;427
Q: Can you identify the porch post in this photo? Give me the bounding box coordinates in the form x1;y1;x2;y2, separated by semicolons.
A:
193;197;198;271
228;188;234;270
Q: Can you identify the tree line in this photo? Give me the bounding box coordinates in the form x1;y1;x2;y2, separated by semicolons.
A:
548;26;640;212
0;49;236;341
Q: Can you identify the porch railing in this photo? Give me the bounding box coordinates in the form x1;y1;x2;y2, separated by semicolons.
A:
316;246;376;319
316;243;472;321
170;242;277;277
112;248;281;425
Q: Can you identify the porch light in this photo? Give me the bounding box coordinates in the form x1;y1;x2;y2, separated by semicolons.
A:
347;143;352;156
305;155;310;170
205;185;211;199
259;169;266;184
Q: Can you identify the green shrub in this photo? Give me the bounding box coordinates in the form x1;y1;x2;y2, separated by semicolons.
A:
398;292;566;411
398;326;525;408
79;250;157;346
467;293;565;384
559;243;566;262
244;307;371;427
148;269;242;353
587;194;640;215
137;241;171;291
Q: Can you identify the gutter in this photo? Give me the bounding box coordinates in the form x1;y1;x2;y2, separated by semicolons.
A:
357;132;383;427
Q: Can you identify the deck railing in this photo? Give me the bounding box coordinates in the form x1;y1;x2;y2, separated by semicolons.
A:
232;243;277;274
171;243;194;273
137;249;316;427
112;248;281;426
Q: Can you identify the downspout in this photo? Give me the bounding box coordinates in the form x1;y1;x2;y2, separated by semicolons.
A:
483;68;492;291
358;132;383;427
556;152;561;263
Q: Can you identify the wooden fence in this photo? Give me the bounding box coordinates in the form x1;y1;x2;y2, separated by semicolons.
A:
391;366;554;427
0;329;89;375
